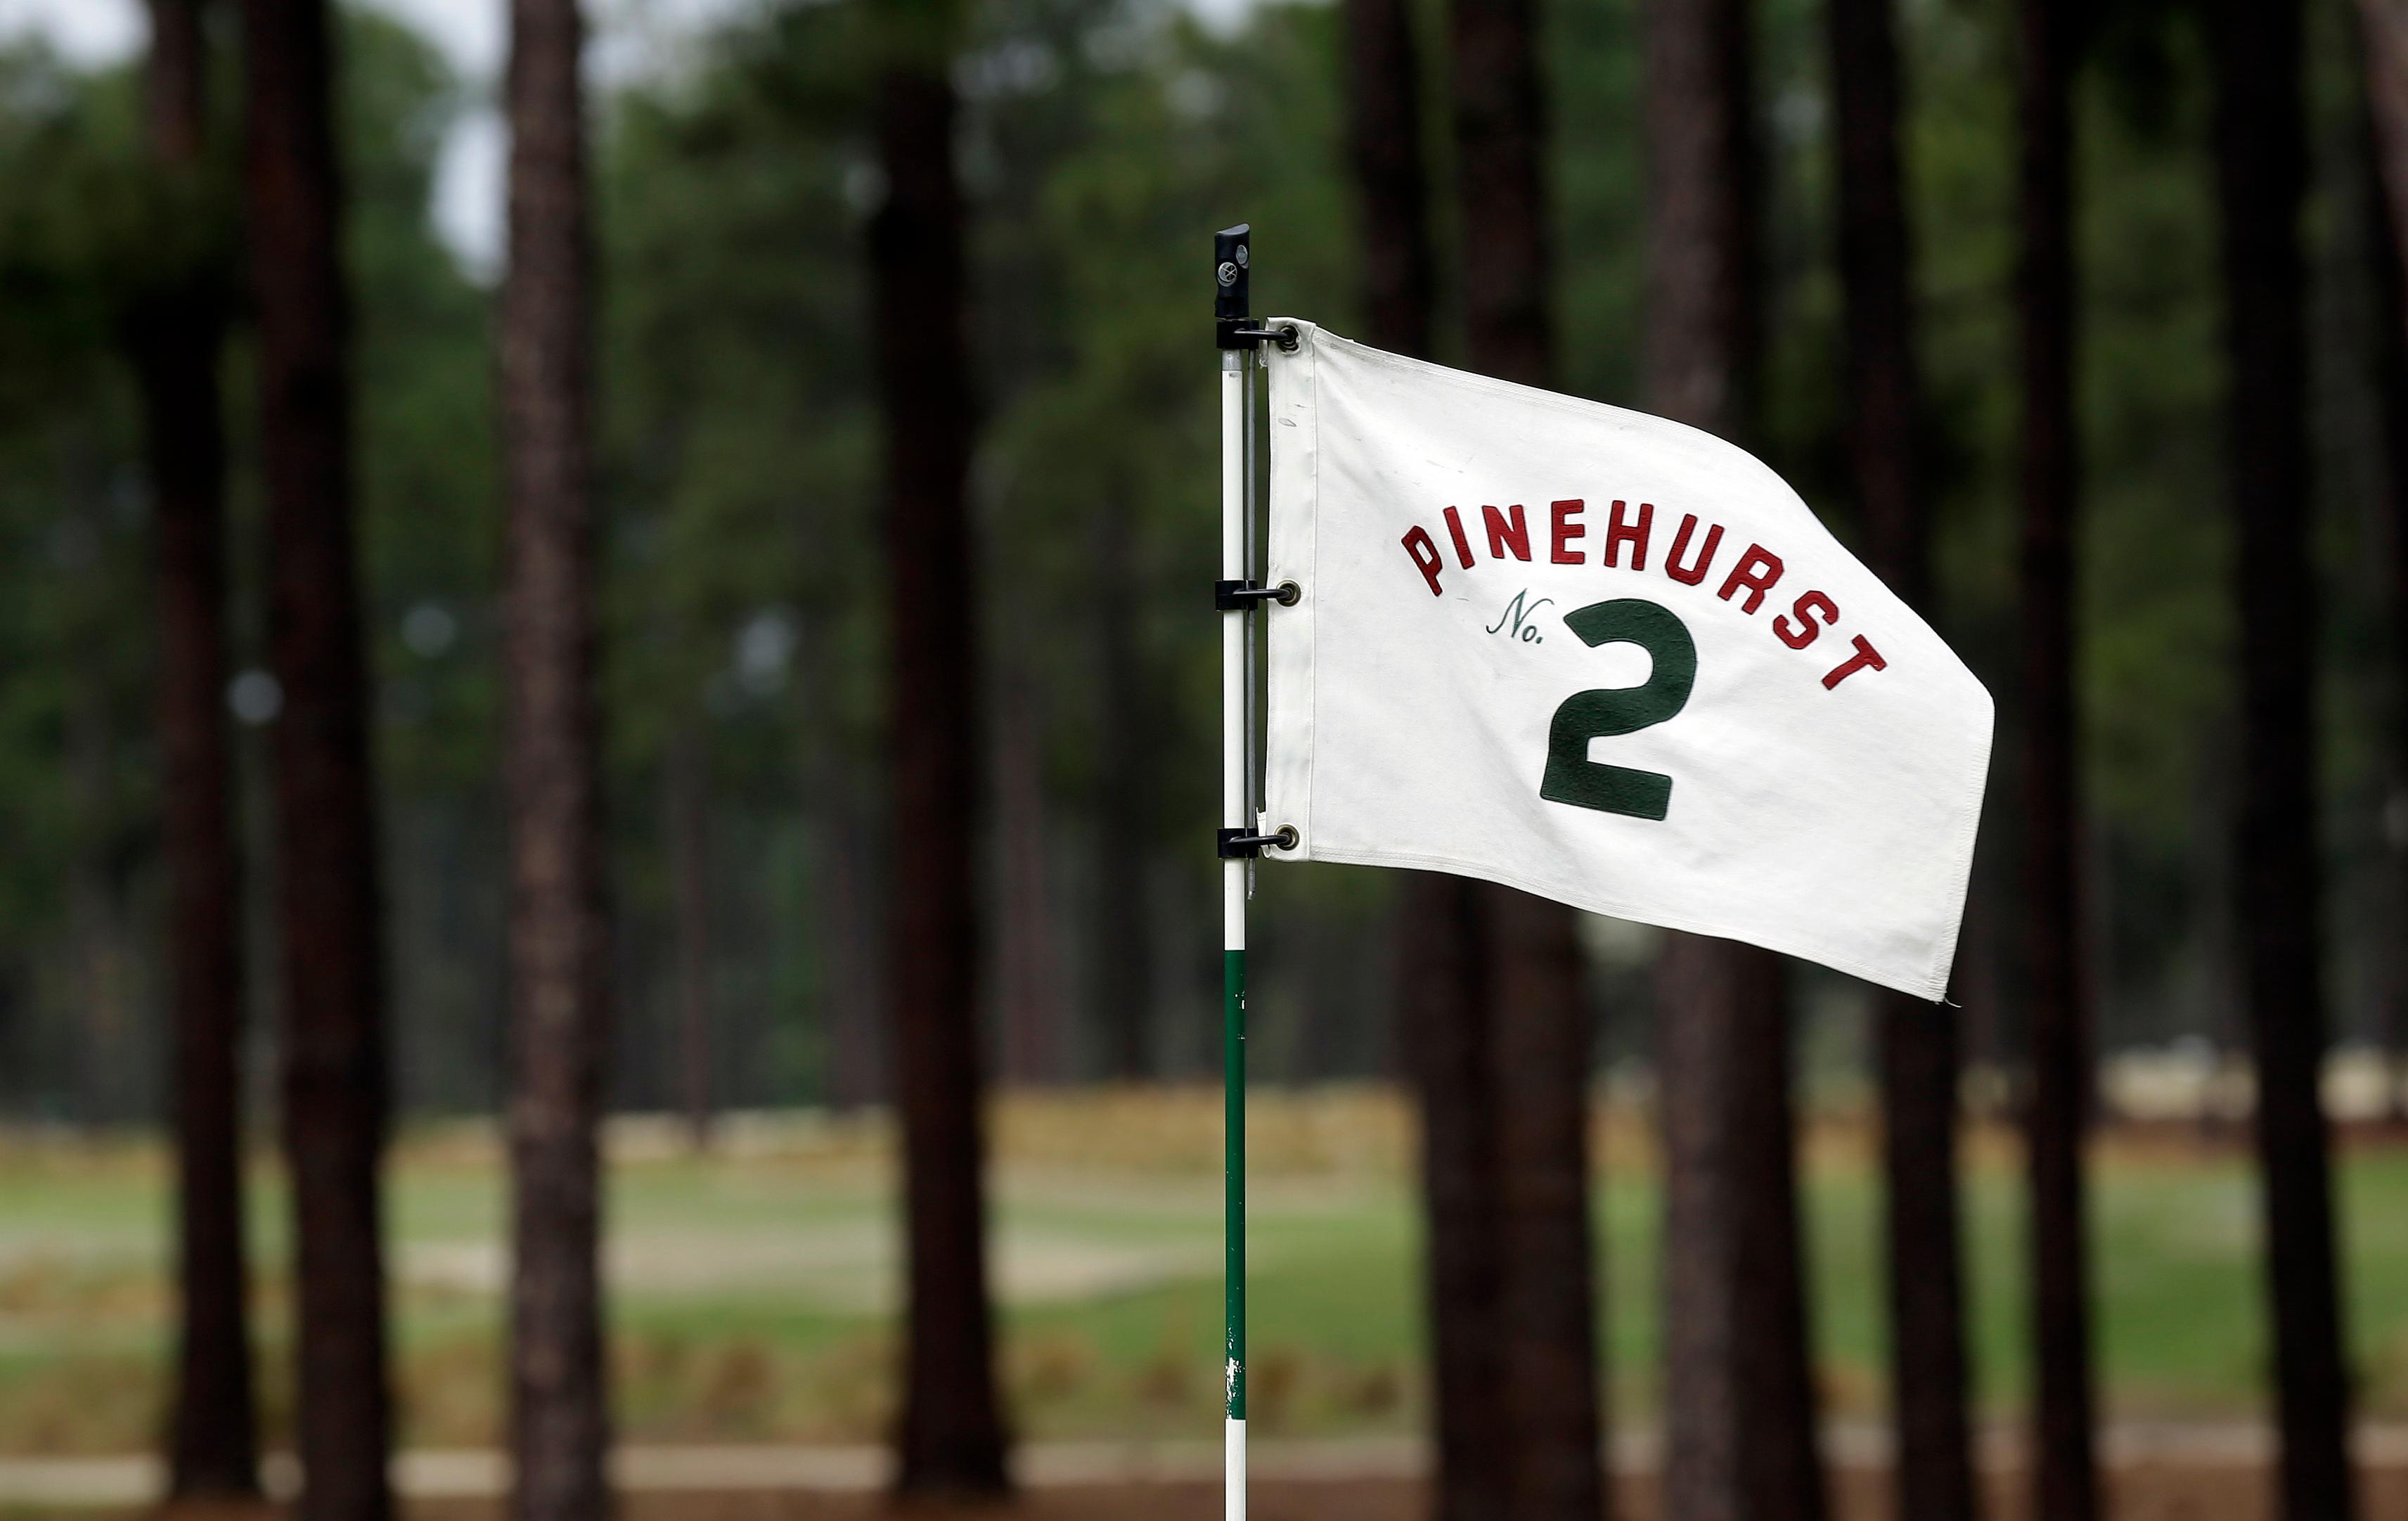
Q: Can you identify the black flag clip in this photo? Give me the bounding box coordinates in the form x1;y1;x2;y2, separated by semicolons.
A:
1214;579;1300;610
1218;826;1298;859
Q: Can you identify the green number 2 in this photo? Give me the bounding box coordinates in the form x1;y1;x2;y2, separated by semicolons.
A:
1538;598;1697;822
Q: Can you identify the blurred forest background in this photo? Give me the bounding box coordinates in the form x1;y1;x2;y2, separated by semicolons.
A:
4;0;2404;1127
7;0;2408;1515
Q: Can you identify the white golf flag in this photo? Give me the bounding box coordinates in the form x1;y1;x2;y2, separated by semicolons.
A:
1258;321;1992;1001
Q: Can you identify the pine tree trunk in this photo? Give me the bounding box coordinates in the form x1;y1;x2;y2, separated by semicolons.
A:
1485;887;1603;1521
1446;0;1607;1515
667;730;713;1146
501;1;612;1517
871;23;1008;1494
141;0;259;1497
1874;1002;1972;1521
1654;932;1741;1521
238;2;393;1517
1829;0;1976;1514
2357;0;2408;1129
1656;938;1822;1521
1644;3;1822;1518
1398;880;1508;1521
1346;0;1434;365
2215;4;2356;1517
1642;0;1759;436
1340;1;1511;1514
2015;3;2099;1517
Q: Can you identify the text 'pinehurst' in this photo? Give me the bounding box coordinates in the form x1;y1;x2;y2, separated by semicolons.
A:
1401;496;1891;690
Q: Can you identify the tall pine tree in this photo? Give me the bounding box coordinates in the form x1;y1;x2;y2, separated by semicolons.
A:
238;1;392;1517
872;0;1008;1493
2361;0;2408;1126
1446;0;1612;1513
138;0;259;1498
1829;0;1976;1515
1645;1;1822;1517
502;0;613;1516
2214;1;2356;1516
1341;3;1517;1515
2016;1;2099;1517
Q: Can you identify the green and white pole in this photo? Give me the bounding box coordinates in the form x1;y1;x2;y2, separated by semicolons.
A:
1214;223;1251;1521
1211;221;1296;1521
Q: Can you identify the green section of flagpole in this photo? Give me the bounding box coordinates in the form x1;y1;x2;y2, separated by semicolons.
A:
1223;946;1246;1422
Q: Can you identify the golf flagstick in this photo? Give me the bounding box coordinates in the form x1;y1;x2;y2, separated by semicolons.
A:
1210;223;1300;1521
1215;224;1251;1521
1219;238;1247;1521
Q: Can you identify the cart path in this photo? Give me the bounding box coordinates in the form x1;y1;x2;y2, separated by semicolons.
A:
9;1424;2408;1508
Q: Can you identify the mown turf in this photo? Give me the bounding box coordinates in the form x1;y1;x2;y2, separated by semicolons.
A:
4;1088;2407;1454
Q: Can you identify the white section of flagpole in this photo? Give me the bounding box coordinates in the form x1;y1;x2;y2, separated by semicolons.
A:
1243;342;1263;857
1218;341;1247;1521
1223;354;1247;954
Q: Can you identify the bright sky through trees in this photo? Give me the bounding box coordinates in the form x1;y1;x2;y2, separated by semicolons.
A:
0;0;1268;277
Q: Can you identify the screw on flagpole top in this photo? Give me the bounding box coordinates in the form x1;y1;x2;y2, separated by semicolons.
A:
1215;223;1250;345
1216;223;1296;352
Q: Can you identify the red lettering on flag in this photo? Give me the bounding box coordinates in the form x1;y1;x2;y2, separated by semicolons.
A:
1822;634;1888;689
1715;544;1783;612
1403;526;1446;596
1550;499;1586;564
1482;503;1531;562
1665;513;1723;586
1775;591;1839;649
1603;499;1652;570
1443;506;1476;568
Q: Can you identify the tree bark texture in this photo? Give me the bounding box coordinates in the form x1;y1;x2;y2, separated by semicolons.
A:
1340;3;1514;1513
1346;0;1436;366
141;0;260;1496
2015;4;2099;1519
1655;937;1824;1521
1446;0;1608;1516
502;3;614;1515
1484;887;1604;1521
1452;0;1552;389
1829;0;1976;1515
2362;1;2408;1123
871;35;1009;1495
238;2;394;1517
1398;879;1509;1521
2214;4;2356;1518
1642;0;1758;441
1644;4;1822;1519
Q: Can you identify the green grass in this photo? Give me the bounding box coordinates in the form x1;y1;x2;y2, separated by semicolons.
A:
4;1089;2408;1454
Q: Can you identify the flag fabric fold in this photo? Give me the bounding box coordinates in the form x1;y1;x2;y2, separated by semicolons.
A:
1258;320;1992;1001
